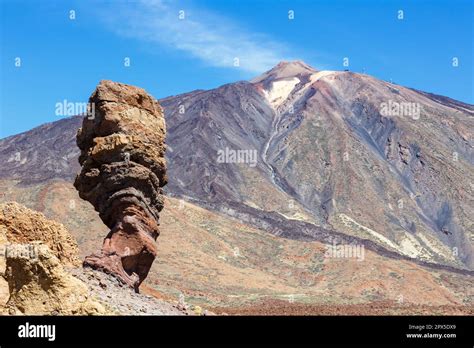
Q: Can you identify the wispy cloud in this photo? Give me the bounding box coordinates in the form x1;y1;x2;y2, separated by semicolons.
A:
97;0;289;74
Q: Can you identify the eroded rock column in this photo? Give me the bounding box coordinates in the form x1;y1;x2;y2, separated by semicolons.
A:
74;80;167;292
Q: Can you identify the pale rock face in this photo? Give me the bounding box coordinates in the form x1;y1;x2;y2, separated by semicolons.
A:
309;70;339;83
261;69;340;110
4;243;106;315
263;77;300;108
0;228;8;308
0;202;106;315
0;202;80;266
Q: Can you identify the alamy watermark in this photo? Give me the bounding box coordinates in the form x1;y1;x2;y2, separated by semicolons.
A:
324;241;365;261
55;99;95;119
0;243;39;260
18;322;55;341
217;147;258;167
380;100;421;120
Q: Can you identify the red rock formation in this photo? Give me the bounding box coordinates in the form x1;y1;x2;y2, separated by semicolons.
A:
74;80;167;292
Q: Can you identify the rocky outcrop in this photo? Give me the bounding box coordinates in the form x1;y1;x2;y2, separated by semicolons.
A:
74;80;167;291
0;202;106;315
0;229;9;308
0;202;80;266
4;244;106;315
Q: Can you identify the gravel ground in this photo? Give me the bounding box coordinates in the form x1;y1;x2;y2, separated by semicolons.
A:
69;267;193;315
210;299;474;315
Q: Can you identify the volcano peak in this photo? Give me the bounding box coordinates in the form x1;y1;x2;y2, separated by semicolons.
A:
251;60;317;84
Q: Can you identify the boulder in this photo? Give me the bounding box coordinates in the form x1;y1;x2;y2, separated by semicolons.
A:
0;202;105;314
0;202;80;266
4;243;106;315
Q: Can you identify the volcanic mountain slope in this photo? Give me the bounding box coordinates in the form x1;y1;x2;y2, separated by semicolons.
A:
0;180;473;315
161;61;474;271
0;116;81;184
0;61;473;274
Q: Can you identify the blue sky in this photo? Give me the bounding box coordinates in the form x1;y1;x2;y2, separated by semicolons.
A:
0;0;472;138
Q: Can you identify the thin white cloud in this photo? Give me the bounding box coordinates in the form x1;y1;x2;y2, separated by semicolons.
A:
97;0;289;74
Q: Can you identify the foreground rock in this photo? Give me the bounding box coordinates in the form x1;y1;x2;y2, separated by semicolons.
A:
0;202;190;315
0;202;81;310
4;244;106;315
0;202;80;266
74;80;167;291
0;202;105;315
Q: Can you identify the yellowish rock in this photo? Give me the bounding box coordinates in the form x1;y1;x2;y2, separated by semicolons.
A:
0;202;80;266
5;243;106;315
193;305;202;316
0;202;108;315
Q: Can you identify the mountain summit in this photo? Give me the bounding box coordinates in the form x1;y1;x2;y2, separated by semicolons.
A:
251;60;318;84
252;60;334;109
